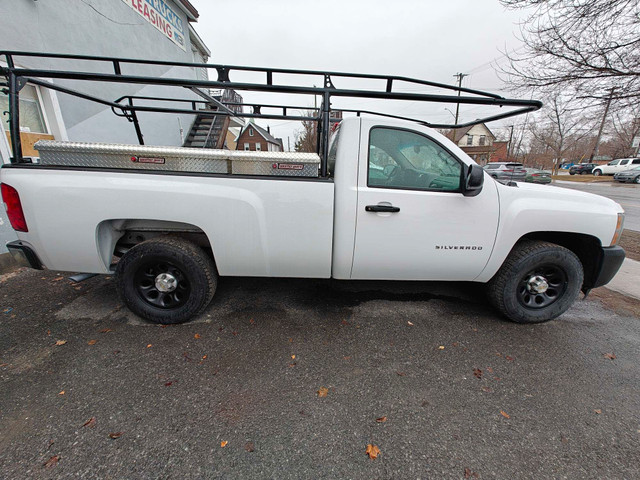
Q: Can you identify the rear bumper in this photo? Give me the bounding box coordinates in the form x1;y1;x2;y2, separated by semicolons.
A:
6;240;43;270
588;245;625;289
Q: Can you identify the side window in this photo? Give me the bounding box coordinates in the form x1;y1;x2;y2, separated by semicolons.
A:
368;127;462;192
620;159;629;166
632;159;640;165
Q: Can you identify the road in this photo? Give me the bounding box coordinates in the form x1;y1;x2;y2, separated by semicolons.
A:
553;181;640;231
1;269;638;479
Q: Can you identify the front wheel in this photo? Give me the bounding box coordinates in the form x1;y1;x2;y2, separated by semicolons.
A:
593;169;602;176
116;236;217;324
487;240;583;323
634;176;640;184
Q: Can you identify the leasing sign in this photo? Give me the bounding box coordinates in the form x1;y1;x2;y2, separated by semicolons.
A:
121;0;187;51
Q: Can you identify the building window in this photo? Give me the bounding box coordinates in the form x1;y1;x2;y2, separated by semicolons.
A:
244;143;250;151
256;143;261;151
479;135;486;146
249;128;254;136
466;135;473;146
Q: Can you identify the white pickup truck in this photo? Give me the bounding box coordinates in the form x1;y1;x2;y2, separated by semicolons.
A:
0;51;626;326
2;116;626;325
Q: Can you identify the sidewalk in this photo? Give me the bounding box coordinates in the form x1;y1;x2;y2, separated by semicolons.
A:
605;257;640;300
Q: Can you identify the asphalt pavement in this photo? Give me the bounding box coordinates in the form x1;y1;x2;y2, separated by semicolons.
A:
1;269;639;479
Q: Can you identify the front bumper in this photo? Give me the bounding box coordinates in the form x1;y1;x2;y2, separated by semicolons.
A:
587;245;625;289
6;240;43;270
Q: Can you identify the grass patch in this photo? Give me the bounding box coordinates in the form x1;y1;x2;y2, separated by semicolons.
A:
551;175;613;182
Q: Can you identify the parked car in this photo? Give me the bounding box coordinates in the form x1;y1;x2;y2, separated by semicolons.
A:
525;168;552;184
613;166;640;184
483;162;527;181
593;158;640;176
569;163;596;175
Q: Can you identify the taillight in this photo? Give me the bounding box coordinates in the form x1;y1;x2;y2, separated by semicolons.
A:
1;183;28;232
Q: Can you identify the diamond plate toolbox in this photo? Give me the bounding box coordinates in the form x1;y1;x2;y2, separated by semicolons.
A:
34;141;320;177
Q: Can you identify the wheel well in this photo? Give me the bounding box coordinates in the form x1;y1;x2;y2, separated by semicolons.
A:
520;231;602;289
96;219;214;270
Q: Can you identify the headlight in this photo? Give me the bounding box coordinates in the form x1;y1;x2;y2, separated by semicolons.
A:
610;213;625;246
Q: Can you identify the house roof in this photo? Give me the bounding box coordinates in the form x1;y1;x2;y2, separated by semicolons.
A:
451;122;497;143
176;0;199;21
238;121;282;145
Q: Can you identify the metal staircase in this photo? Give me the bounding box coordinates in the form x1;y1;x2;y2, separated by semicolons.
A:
183;112;228;149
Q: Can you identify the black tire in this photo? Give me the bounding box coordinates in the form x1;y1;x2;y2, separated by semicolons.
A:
593;169;602;176
487;240;583;323
116;236;217;324
580;171;588;175
634;176;640;184
569;171;575;175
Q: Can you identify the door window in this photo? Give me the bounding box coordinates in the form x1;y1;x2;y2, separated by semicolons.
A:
620;159;629;166
368;127;462;192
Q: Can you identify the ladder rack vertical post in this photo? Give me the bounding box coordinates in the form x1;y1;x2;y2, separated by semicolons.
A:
320;91;330;177
8;71;23;163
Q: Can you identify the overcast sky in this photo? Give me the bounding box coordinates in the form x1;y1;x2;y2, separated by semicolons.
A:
188;0;529;146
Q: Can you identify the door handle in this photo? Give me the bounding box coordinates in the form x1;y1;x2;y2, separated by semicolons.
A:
365;204;400;213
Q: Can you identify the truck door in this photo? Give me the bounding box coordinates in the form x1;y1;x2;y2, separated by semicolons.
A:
351;124;499;281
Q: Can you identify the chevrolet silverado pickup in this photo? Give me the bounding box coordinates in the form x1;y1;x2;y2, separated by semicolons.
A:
0;51;626;325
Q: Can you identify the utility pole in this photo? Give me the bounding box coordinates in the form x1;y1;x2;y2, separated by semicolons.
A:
590;87;615;161
453;73;468;126
287;136;291;152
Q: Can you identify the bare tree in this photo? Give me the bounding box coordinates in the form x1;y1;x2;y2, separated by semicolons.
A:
293;111;318;153
527;94;594;173
500;0;640;106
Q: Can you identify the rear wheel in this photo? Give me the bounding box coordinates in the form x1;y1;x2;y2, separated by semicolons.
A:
116;236;217;324
487;240;583;323
635;176;640;184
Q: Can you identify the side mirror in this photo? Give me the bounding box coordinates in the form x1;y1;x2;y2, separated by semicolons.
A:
463;164;484;197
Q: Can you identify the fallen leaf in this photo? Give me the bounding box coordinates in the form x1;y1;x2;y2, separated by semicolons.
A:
594;409;602;414
500;410;510;419
343;356;351;360
291;355;296;360
365;444;381;460
194;333;201;339
0;363;8;368
87;339;97;345
109;432;123;439
99;328;113;333
486;366;494;373
396;371;405;376
58;391;65;396
44;455;60;468
82;417;96;428
220;441;228;447
288;362;296;367
146;344;152;348
289;338;293;342
438;345;445;350
481;386;493;393
245;441;255;452
603;353;616;360
317;387;329;398
201;355;207;360
164;381;173;387
376;416;387;423
473;368;483;379
464;467;479;478
341;320;349;326
232;331;238;336
452;342;459;347
407;321;414;326
47;330;51;336
505;355;514;361
52;276;64;282
249;318;255;325
55;340;67;346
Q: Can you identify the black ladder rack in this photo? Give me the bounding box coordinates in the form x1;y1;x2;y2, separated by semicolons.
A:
0;50;542;177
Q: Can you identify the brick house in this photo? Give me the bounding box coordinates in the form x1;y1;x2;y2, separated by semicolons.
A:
235;121;284;152
449;123;505;165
